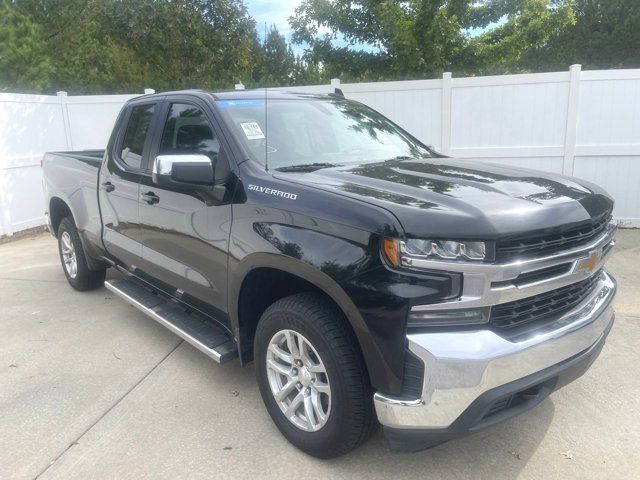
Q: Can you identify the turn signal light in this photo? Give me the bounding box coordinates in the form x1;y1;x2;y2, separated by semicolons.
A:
382;237;401;267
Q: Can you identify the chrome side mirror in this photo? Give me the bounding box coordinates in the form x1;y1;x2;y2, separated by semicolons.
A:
152;154;214;188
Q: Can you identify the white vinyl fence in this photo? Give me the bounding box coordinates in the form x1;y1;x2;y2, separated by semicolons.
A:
1;66;639;237
0;91;144;236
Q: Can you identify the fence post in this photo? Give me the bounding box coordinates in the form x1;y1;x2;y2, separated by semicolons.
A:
0;93;12;235
441;72;452;155
562;64;581;175
0;157;11;237
57;91;73;150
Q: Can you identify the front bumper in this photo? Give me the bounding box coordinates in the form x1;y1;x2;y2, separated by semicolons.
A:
374;269;616;451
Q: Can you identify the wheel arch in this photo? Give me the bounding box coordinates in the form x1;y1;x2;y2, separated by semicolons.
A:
230;253;391;391
49;196;73;236
48;196;107;271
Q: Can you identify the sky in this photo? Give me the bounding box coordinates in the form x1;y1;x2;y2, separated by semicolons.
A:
247;0;299;46
245;0;376;55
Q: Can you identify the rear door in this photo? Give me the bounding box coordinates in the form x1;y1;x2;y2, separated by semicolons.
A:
99;100;161;269
136;97;233;322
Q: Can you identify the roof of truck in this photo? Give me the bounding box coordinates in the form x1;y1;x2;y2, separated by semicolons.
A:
138;89;339;102
213;89;330;100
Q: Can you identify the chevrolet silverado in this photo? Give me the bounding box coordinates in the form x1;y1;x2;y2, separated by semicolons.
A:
42;89;617;458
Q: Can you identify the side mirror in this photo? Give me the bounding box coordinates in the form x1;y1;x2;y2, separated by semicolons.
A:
152;154;214;190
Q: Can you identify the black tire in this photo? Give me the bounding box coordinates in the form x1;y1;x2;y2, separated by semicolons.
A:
57;216;106;291
254;292;377;458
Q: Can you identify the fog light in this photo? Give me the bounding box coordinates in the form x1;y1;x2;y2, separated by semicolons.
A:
408;307;490;327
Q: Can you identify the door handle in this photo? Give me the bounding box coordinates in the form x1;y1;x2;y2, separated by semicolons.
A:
141;191;160;205
101;181;115;192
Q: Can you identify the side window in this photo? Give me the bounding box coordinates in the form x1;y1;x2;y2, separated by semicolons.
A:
120;103;155;169
159;103;219;164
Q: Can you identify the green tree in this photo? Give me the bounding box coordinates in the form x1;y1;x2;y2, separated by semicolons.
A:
3;0;638;94
466;0;576;74
259;25;296;86
77;0;259;91
290;0;576;80
10;0;135;92
0;0;260;93
291;54;325;85
0;0;53;92
524;0;640;70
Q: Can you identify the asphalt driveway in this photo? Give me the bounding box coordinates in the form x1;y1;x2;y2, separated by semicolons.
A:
1;230;639;480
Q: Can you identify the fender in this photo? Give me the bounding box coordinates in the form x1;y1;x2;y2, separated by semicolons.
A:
43;150;108;268
227;250;397;391
226;164;416;393
48;195;106;271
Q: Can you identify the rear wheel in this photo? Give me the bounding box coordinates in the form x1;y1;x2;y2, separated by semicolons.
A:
57;217;106;291
254;292;377;458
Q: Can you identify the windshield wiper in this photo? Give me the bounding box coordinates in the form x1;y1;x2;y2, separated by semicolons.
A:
384;155;430;162
275;163;339;172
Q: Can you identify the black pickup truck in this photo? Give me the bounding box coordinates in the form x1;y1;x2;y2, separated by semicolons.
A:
42;89;617;458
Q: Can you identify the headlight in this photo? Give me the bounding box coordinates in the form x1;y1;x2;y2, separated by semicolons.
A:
382;237;486;267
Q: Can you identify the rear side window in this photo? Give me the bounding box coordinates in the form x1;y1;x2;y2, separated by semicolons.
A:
120;104;155;169
159;103;219;163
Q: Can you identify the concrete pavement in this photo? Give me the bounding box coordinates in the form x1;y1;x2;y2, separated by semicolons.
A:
1;231;639;479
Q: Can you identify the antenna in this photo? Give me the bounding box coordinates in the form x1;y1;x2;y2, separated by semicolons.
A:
264;21;268;172
328;88;345;99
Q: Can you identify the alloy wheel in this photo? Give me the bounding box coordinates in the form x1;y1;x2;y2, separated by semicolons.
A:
60;231;78;278
266;329;331;432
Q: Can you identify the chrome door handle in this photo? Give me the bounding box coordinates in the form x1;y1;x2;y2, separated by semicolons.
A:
101;181;115;192
140;192;160;205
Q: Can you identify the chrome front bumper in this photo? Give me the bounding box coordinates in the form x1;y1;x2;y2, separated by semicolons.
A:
374;269;616;430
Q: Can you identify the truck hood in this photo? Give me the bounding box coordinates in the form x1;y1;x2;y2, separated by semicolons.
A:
277;157;614;238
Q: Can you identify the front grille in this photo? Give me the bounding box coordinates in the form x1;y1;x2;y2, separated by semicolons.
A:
490;271;602;329
510;263;572;287
496;214;611;262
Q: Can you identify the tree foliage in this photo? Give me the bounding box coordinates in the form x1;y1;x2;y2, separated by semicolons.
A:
0;0;639;93
0;0;53;91
258;25;295;86
291;0;580;79
1;0;261;93
466;0;577;74
524;0;640;70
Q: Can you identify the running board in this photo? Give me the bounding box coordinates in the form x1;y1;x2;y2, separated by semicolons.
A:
105;278;238;363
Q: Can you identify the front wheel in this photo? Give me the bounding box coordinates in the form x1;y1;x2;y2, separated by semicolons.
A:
254;293;377;458
57;217;106;291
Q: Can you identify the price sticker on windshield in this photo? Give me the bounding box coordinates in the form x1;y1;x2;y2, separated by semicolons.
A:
240;122;265;140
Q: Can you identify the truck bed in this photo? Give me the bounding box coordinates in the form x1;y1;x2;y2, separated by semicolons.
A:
46;149;105;166
41;149;106;255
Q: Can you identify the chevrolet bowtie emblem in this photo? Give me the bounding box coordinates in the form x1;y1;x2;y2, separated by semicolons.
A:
576;250;603;274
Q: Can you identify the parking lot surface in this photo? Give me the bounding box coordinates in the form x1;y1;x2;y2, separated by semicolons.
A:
1;231;639;479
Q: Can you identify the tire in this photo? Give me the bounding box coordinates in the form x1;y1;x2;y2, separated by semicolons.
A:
254;292;377;458
57;216;106;291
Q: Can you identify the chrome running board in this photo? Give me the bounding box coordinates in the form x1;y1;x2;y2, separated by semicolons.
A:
105;278;237;363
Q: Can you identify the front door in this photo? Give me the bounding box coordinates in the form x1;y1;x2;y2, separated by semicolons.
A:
137;100;232;322
99;101;159;269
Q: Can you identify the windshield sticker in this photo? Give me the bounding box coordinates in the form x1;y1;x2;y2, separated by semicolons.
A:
248;184;298;200
217;99;263;108
240;122;265;140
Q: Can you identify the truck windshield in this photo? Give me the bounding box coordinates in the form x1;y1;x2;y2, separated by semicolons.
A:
217;98;433;170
